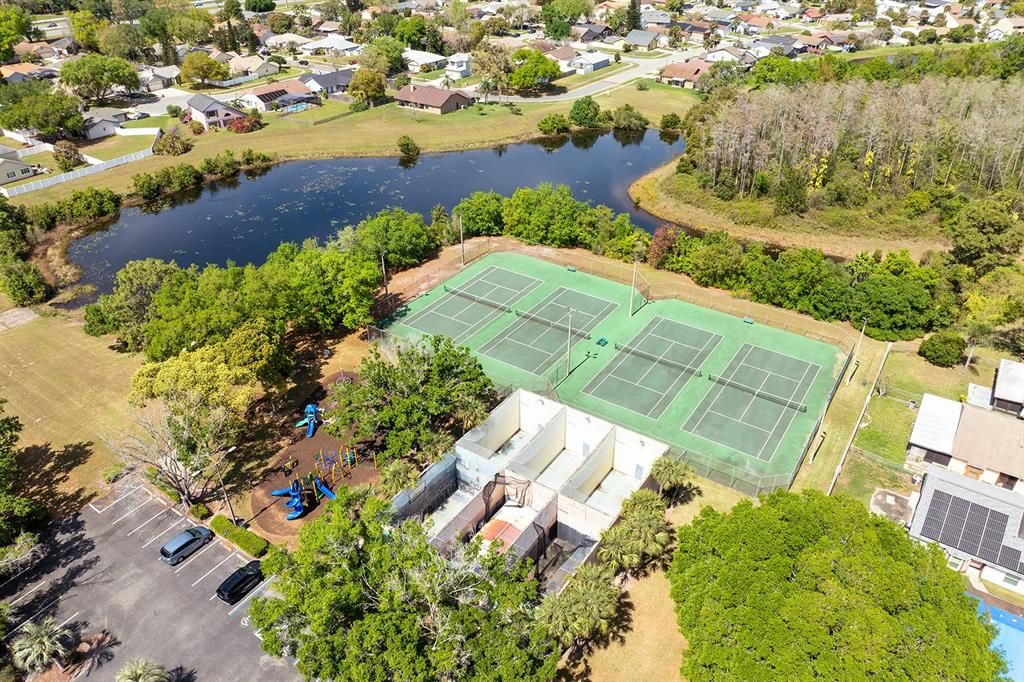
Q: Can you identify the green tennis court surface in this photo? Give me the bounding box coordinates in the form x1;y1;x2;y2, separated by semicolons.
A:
382;252;847;490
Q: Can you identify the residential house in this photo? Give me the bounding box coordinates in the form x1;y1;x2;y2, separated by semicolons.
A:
446;52;471;79
0;158;36;186
395;84;475;114
48;38;77;58
797;33;834;52
403;48;447;73
266;32;312;49
992;359;1024;416
0;145;19;160
546;45;578;74
299;34;361;56
228;55;280;79
659;58;711;87
736;13;774;34
0;63;54;82
767;3;800;19
909;465;1024;597
907;393;1024;493
317;20;342;33
186;93;246;130
297;69;354;95
137;65;180;92
206;48;238;64
530;39;558;54
621;29;661;50
251;23;274;45
704;45;757;66
236;80;314;112
568;51;610;74
593;1;623;20
82;107;128;140
571;23;614;42
802;6;823;21
751;34;800;57
13;41;56;61
641;9;672;26
703;7;738;28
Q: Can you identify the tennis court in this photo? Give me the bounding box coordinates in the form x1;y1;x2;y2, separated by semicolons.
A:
682;344;821;462
478;287;617;376
400;265;540;343
582;317;722;420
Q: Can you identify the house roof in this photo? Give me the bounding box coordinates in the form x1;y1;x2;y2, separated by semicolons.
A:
267;32;311;46
187;93;243;115
625;29;660;45
803;6;823;16
994;359;1024;405
298;69;354;89
738;13;773;26
395;84;472;107
548;45;577;60
661;58;710;81
49;37;74;50
318;20;341;31
1;63;44;77
300;34;359;52
246;79;311;97
529;39;557;53
14;41;52;55
909;464;1024;578
402;48;446;64
952;405;1024;479
228;55;271;73
909;394;963;456
571;51;609;65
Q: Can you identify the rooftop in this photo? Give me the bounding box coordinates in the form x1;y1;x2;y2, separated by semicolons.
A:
952;406;1024;480
908;394;962;456
995;358;1024;405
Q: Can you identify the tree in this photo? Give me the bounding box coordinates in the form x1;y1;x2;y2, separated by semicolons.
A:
220;0;244;20
349;207;437;270
650;452;691;501
537;113;570;135
97;23;151;62
180;51;228;85
626;0;641;30
12;616;68;672
69;10;103;51
59;54;140;103
660;112;681;130
84;258;181;351
317;0;345;21
569;96;601;127
359;36;406;74
348;68;386;105
670;490;1006;679
774;165;807;215
453;191;506;236
0;398;41;548
918;330;966;367
249;488;559;680
394;15;427;48
376;459;419;498
610;104;648;132
598;489;671;575
0;89;84;140
116;659;169;682
245;0;276;11
397;134;420;158
325;336;494;466
536;564;619;652
508;48;560;91
52;141;84;172
140;8;177;65
0;7;32;63
0;261;48;306
946;200;1024;275
472;40;512;101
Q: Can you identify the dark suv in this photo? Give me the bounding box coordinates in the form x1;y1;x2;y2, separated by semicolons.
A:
216;561;263;604
159;527;212;565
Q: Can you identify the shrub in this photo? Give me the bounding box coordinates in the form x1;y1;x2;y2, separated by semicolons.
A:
397;135;420;158
132;172;162;200
268;54;286;66
635;79;650;91
569;96;601;127
51;140;84;172
189;120;204;135
751;170;772;197
0;261;48;305
101;462;130;484
537;113;570;135
774;166;807;215
660;113;681;130
166;104;182;118
611;104;649;132
227;115;262;133
394;74;411;89
918;330;966;367
153;126;194;156
349;100;368;112
189;502;212;520
904;190;931;218
241;149;273;166
210;514;269;557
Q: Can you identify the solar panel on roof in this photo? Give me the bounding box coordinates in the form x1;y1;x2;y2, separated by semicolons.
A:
920;489;1024;576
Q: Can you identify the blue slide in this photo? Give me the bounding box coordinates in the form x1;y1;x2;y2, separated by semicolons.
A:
315;478;336;500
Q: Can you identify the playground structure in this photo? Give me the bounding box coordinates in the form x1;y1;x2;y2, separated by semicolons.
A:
295;403;321;439
269;447;359;521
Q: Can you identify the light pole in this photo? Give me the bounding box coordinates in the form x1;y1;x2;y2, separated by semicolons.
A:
629;259;638;316
216;445;239;525
380;252;388;297
847;316;868;386
565;308;575;377
458;214;465;267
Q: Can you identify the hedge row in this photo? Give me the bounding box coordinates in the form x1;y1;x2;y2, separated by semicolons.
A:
210;514;269;558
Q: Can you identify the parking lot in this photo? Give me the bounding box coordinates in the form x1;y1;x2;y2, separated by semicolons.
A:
0;476;296;680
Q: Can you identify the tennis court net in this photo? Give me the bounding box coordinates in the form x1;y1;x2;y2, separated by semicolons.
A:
443;284;512;313
708;374;808;412
514;310;592;339
614;342;702;378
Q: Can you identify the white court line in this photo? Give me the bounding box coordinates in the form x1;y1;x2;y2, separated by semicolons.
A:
5;596;61;639
227;579;272;616
6;580;46;607
56;611;80;629
127;507;171;536
89;484;144;514
192;552;239;587
111;495;155;525
142;517;188;548
755;363;817;462
174;539;221;574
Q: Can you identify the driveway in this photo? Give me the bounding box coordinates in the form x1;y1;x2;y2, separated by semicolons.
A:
0;477;296;681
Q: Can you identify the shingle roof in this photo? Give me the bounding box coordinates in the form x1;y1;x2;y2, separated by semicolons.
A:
187;93;242;114
395;84;472;107
298;69;354;89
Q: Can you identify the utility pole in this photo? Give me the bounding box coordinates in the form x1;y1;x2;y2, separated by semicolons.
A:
216;446;239;525
565;309;575;377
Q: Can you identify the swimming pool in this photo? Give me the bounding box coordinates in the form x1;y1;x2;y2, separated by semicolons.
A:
978;600;1024;681
280;102;313;113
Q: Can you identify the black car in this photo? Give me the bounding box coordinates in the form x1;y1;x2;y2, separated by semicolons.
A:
216;561;263;604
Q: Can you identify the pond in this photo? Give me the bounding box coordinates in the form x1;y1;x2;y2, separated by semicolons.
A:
69;129;682;290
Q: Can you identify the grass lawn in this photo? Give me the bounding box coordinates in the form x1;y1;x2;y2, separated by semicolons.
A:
833;450;914;508
601;81;700;122
852;395;917;464
0;136;26;149
0;315;140;516
0;292;12;313
285;99;349;123
454;74;482;86
412;67;447;81
981;579;1024;610
124;115;172;130
580;476;747;682
77;133;156;161
552;63;631;90
880;346;1010;401
838;42;976;62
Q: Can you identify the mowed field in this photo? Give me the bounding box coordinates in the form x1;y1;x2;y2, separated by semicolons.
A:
0;315;139;514
14;84;699;207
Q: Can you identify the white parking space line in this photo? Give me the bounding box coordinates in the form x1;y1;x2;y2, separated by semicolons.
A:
142;517;188;548
0;563;37;590
192;552;238;587
6;580;45;607
112;495;155;525
88;484;144;514
56;611;80;629
5;596;61;640
174;539;221;574
127;507;171;536
227;578;271;616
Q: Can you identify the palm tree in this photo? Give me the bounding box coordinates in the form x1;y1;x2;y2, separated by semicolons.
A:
598;523;640;575
377;460;419;499
651;453;693;502
703;32;721;51
116;658;169;682
620;488;666;517
537;564;620;651
12;616;69;672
